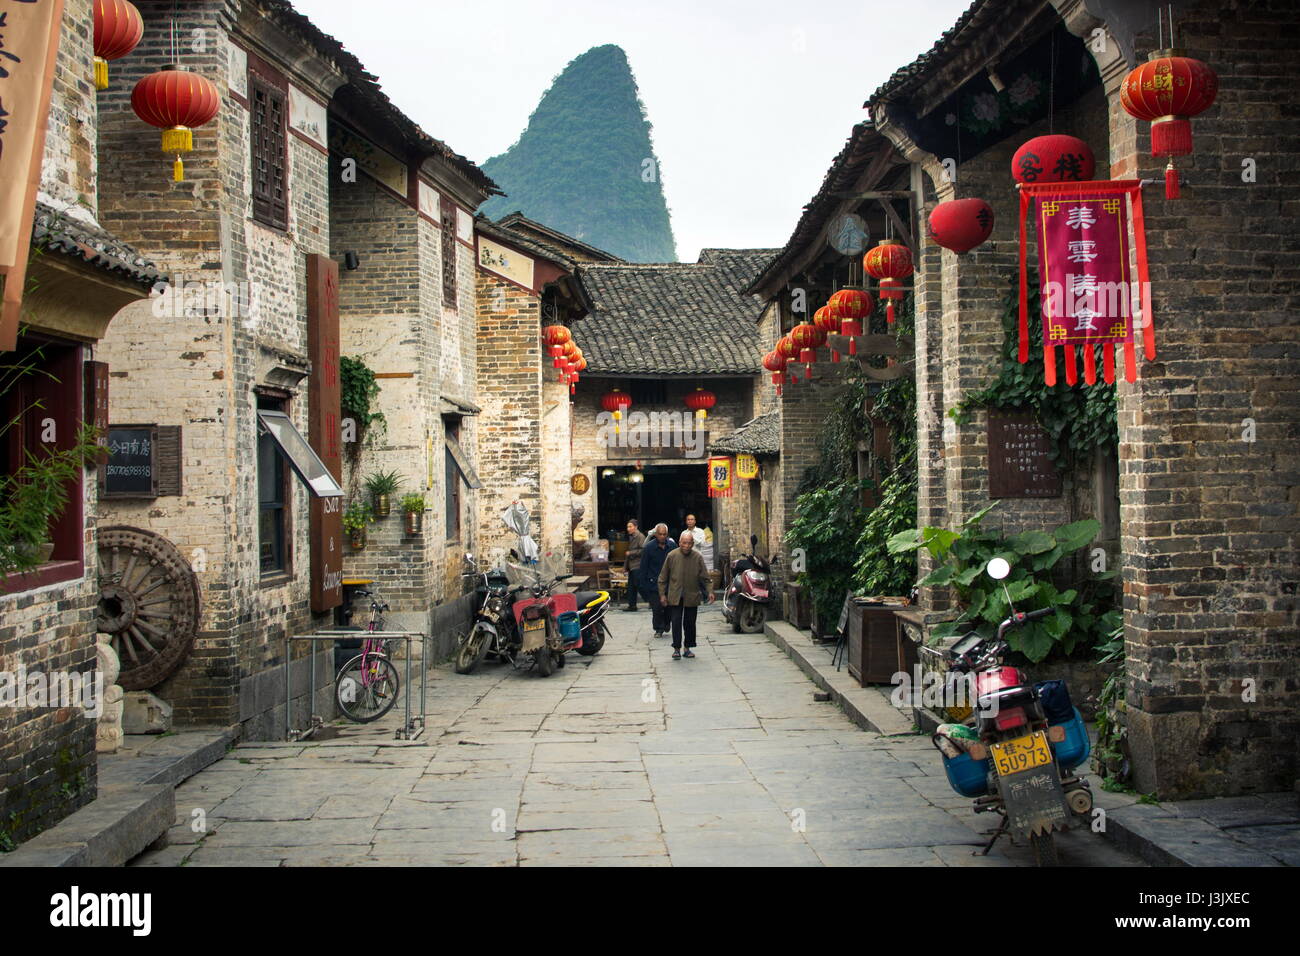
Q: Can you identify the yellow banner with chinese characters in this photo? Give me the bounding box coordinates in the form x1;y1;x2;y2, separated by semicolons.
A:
735;454;758;480
707;456;732;498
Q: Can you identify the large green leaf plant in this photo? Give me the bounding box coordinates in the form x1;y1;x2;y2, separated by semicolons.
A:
887;504;1120;662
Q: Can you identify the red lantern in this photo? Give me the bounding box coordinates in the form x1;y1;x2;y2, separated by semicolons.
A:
791;323;822;379
93;0;144;90
601;388;632;433
777;335;798;362
131;65;220;182
928;198;995;254
862;239;913;325
543;324;571;367
1121;50;1218;199
762;350;787;396
1011;134;1095;186
814;306;841;362
827;288;874;355
684;387;716;421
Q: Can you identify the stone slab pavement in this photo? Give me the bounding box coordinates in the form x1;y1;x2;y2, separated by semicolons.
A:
132;605;1145;867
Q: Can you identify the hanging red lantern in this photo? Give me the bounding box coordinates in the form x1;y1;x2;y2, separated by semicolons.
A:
93;0;144;91
131;65;220;182
601;388;632;433
1011;134;1095;186
814;306;841;362
558;340;579;381
1121;50;1218;199
827;288;874;355
543;324;571;367
762;350;787;397
791;323;823;380
684;387;716;421
928;198;995;254
862;240;913;325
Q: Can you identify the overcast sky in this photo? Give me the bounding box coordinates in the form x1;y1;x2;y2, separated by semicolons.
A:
291;0;972;261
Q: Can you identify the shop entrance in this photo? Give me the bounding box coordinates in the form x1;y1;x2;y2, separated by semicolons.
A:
595;463;713;541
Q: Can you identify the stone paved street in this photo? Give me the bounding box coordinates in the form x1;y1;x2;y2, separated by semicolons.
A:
133;606;1144;867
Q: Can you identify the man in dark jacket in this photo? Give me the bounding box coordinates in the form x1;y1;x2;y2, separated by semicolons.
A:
658;531;714;659
639;523;675;637
622;519;645;611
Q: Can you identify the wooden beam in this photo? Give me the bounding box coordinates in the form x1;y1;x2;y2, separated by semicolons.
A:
877;198;916;260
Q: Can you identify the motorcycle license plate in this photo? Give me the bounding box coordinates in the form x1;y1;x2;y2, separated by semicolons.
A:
522;618;545;631
991;731;1051;777
482;609;498;623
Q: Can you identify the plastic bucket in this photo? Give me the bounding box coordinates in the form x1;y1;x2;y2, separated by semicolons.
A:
558;611;581;640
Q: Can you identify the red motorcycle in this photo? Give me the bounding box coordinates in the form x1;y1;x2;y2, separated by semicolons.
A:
510;563;583;677
722;534;776;633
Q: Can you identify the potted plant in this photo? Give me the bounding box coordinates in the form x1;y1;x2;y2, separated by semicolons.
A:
0;425;102;582
343;501;372;550
401;492;425;534
363;469;403;517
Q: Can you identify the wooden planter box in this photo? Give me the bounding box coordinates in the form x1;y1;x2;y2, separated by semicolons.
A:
784;582;812;630
847;600;917;686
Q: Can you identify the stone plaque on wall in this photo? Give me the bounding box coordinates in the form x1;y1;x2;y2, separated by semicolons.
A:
987;410;1061;498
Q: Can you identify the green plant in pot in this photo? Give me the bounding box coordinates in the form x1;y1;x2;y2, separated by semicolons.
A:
363;469;403;517
887;503;1119;663
0;424;103;582
401;492;425;534
343;500;373;550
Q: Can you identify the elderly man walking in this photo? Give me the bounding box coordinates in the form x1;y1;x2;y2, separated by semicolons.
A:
658;531;714;660
639;523;675;638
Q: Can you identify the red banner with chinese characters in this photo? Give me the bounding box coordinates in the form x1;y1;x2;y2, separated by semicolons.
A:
707;456;733;498
1018;180;1154;385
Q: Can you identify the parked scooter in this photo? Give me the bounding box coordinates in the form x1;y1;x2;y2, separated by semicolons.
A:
454;554;527;674
932;557;1093;866
509;560;584;677
722;534;776;633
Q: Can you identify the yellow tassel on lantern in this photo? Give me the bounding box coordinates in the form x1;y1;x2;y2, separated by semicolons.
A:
696;408;706;421
173;157;184;182
161;126;193;153
94;56;109;91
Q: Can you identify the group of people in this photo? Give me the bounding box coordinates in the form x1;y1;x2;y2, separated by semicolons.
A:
623;516;714;660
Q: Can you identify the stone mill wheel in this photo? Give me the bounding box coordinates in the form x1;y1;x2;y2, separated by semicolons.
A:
96;526;201;692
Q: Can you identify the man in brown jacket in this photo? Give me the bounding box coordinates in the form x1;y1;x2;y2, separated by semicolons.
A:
658;531;714;659
622;519;645;611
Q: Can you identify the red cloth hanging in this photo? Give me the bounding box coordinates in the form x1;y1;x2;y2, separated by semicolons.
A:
1018;179;1153;385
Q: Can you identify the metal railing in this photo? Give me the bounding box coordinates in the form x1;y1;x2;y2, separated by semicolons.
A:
284;630;428;742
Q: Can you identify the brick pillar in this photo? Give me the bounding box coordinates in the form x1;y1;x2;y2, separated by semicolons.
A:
1068;0;1300;797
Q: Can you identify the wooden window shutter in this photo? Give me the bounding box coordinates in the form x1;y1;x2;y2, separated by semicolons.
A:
155;425;183;496
251;75;288;230
441;208;457;308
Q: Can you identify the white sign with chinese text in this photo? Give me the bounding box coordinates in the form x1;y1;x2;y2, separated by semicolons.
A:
288;83;327;148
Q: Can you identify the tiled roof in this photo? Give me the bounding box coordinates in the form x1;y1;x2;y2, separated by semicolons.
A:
259;1;499;198
475;215;577;272
745;122;888;297
32;201;165;289
866;0;1014;106
574;250;776;376
496;212;624;263
711;412;780;457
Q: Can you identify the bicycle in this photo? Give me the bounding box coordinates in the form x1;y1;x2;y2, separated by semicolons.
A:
334;589;400;722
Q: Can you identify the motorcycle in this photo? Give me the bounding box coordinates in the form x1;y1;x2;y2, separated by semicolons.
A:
509;559;584;677
454;554;526;674
932;556;1093;866
722;534;776;633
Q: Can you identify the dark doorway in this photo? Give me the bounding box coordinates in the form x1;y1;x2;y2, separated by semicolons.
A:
596;463;711;540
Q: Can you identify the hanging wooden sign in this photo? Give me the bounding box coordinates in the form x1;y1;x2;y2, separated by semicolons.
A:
307;254;343;613
735;454;758;480
1018;180;1153;385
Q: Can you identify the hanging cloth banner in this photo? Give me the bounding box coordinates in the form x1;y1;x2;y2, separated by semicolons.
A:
735;454;758;480
1018;179;1154;385
707;456;733;498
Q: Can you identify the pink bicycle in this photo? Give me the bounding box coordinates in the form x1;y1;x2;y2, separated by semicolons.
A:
334;590;400;722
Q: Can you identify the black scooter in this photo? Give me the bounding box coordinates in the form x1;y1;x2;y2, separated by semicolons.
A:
722;534;776;633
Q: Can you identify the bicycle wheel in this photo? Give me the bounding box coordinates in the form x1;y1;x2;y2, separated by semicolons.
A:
335;654;401;722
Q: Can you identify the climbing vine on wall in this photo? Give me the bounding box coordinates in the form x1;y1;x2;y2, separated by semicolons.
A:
786;296;919;627
949;274;1117;469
